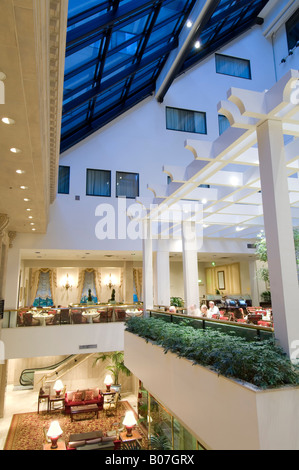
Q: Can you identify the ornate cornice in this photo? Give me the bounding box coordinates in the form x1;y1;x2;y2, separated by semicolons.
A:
0;214;9;237
8;231;17;248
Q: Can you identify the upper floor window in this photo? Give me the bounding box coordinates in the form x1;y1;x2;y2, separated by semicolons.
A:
215;53;251;80
58;165;70;194
218;114;230;135
86;169;111;197
116;172;139;199
286;9;299;50
166;107;207;134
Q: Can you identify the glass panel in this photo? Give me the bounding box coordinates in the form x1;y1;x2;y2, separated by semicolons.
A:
166;107;207;134
149;396;173;450
173;417;200;450
116;172;139;198
86;169;111;197
218;114;230;135
215;53;251;79
286;8;299;50
58;166;70;194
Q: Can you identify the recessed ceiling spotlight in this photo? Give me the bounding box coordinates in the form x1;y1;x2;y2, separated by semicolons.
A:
26;208;32;212
28;216;33;219
30;223;35;226
2;117;15;125
24;198;30;202
195;40;201;49
32;228;36;232
20;186;28;190
186;20;193;28
16;169;25;174
10;148;21;154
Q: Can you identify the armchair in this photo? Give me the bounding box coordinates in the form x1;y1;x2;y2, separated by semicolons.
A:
24;312;40;327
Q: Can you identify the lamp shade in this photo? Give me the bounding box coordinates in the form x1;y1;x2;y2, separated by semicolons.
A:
53;380;63;392
47;421;63;449
123;411;137;428
104;375;113;386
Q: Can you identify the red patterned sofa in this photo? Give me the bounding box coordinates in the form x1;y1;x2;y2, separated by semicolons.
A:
64;388;104;414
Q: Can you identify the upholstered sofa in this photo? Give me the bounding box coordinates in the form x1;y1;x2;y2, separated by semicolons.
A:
64;388;104;414
67;431;120;451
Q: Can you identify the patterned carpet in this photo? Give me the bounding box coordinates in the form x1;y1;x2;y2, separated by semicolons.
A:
4;401;147;451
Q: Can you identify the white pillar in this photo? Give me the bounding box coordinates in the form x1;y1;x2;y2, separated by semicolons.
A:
182;221;199;313
4;247;21;310
124;261;134;304
156;239;170;307
257;119;299;358
142;220;154;312
248;260;259;307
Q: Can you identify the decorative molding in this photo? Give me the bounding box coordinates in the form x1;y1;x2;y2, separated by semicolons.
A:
8;231;17;248
0;214;9;237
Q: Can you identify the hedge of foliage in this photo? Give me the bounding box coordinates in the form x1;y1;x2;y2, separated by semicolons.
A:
126;317;299;389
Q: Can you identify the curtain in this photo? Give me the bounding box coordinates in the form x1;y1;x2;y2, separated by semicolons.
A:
78;269;100;303
86;169;111;197
166;107;206;134
30;269;56;307
133;268;142;302
218;114;230;135
116;172;139;198
58;166;70;194
216;54;251;79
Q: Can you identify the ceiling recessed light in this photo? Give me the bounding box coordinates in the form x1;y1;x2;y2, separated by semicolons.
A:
186;20;193;28
2;117;15;125
16;169;25;174
24;198;30;202
195;40;201;49
26;208;32;212
32;228;36;231
20;186;28;190
10;148;21;154
30;223;35;226
28;216;33;219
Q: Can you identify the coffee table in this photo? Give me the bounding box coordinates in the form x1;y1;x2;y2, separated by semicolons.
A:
70;404;99;422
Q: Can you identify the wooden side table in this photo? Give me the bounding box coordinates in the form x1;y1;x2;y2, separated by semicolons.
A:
43;442;66;451
48;396;65;413
119;429;143;443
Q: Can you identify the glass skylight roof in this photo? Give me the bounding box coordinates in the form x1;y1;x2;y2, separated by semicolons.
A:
61;0;270;152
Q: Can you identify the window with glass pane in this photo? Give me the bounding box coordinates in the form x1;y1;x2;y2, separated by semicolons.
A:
215;54;251;79
286;9;299;50
218;114;230;135
116;172;139;199
86;169;111;197
166;107;207;134
58;166;70;194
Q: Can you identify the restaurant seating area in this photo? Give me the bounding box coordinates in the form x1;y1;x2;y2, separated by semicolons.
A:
10;305;144;328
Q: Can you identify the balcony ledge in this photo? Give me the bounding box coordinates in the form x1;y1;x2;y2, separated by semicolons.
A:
124;331;299;450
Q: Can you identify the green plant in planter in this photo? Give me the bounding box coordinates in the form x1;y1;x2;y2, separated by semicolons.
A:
170;297;184;308
94;351;131;387
261;291;271;303
126;317;299;389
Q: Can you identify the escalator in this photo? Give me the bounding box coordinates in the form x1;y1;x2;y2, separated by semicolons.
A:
19;355;75;387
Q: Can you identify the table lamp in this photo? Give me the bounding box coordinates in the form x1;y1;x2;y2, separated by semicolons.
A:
53;380;64;397
122;411;137;437
47;421;63;449
104;374;113;392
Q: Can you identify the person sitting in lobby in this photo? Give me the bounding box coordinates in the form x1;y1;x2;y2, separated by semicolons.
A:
207;301;220;319
200;304;208;317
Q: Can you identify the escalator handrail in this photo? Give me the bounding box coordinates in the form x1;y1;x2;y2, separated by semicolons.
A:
19;355;75;387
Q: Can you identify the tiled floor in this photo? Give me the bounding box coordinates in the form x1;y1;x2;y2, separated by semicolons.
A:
0;385;138;450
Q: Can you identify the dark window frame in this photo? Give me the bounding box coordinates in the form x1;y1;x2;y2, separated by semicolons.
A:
58;165;70;194
86;168;111;197
215;53;252;80
166;106;207;135
286;9;299;50
116;171;140;199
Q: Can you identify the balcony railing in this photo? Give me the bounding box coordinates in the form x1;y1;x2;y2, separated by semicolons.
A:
1;304;144;329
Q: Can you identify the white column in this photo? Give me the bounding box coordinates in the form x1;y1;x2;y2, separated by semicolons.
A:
182;221;199;313
248;260;259;307
142;220;154;312
124;261;134;304
4;247;21;309
156;239;170;307
257;119;299;358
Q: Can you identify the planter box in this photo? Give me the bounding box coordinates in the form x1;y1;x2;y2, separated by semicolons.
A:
124;331;299;450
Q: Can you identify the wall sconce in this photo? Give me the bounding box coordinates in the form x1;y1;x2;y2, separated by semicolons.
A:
61;274;73;291
105;273;117;290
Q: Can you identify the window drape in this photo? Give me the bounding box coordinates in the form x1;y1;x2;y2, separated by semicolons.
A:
215;54;251;79
166;107;207;134
218;114;230;135
30;269;56;307
116;172;139;198
86;169;111;197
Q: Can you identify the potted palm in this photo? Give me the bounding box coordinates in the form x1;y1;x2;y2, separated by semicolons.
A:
94;351;131;394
